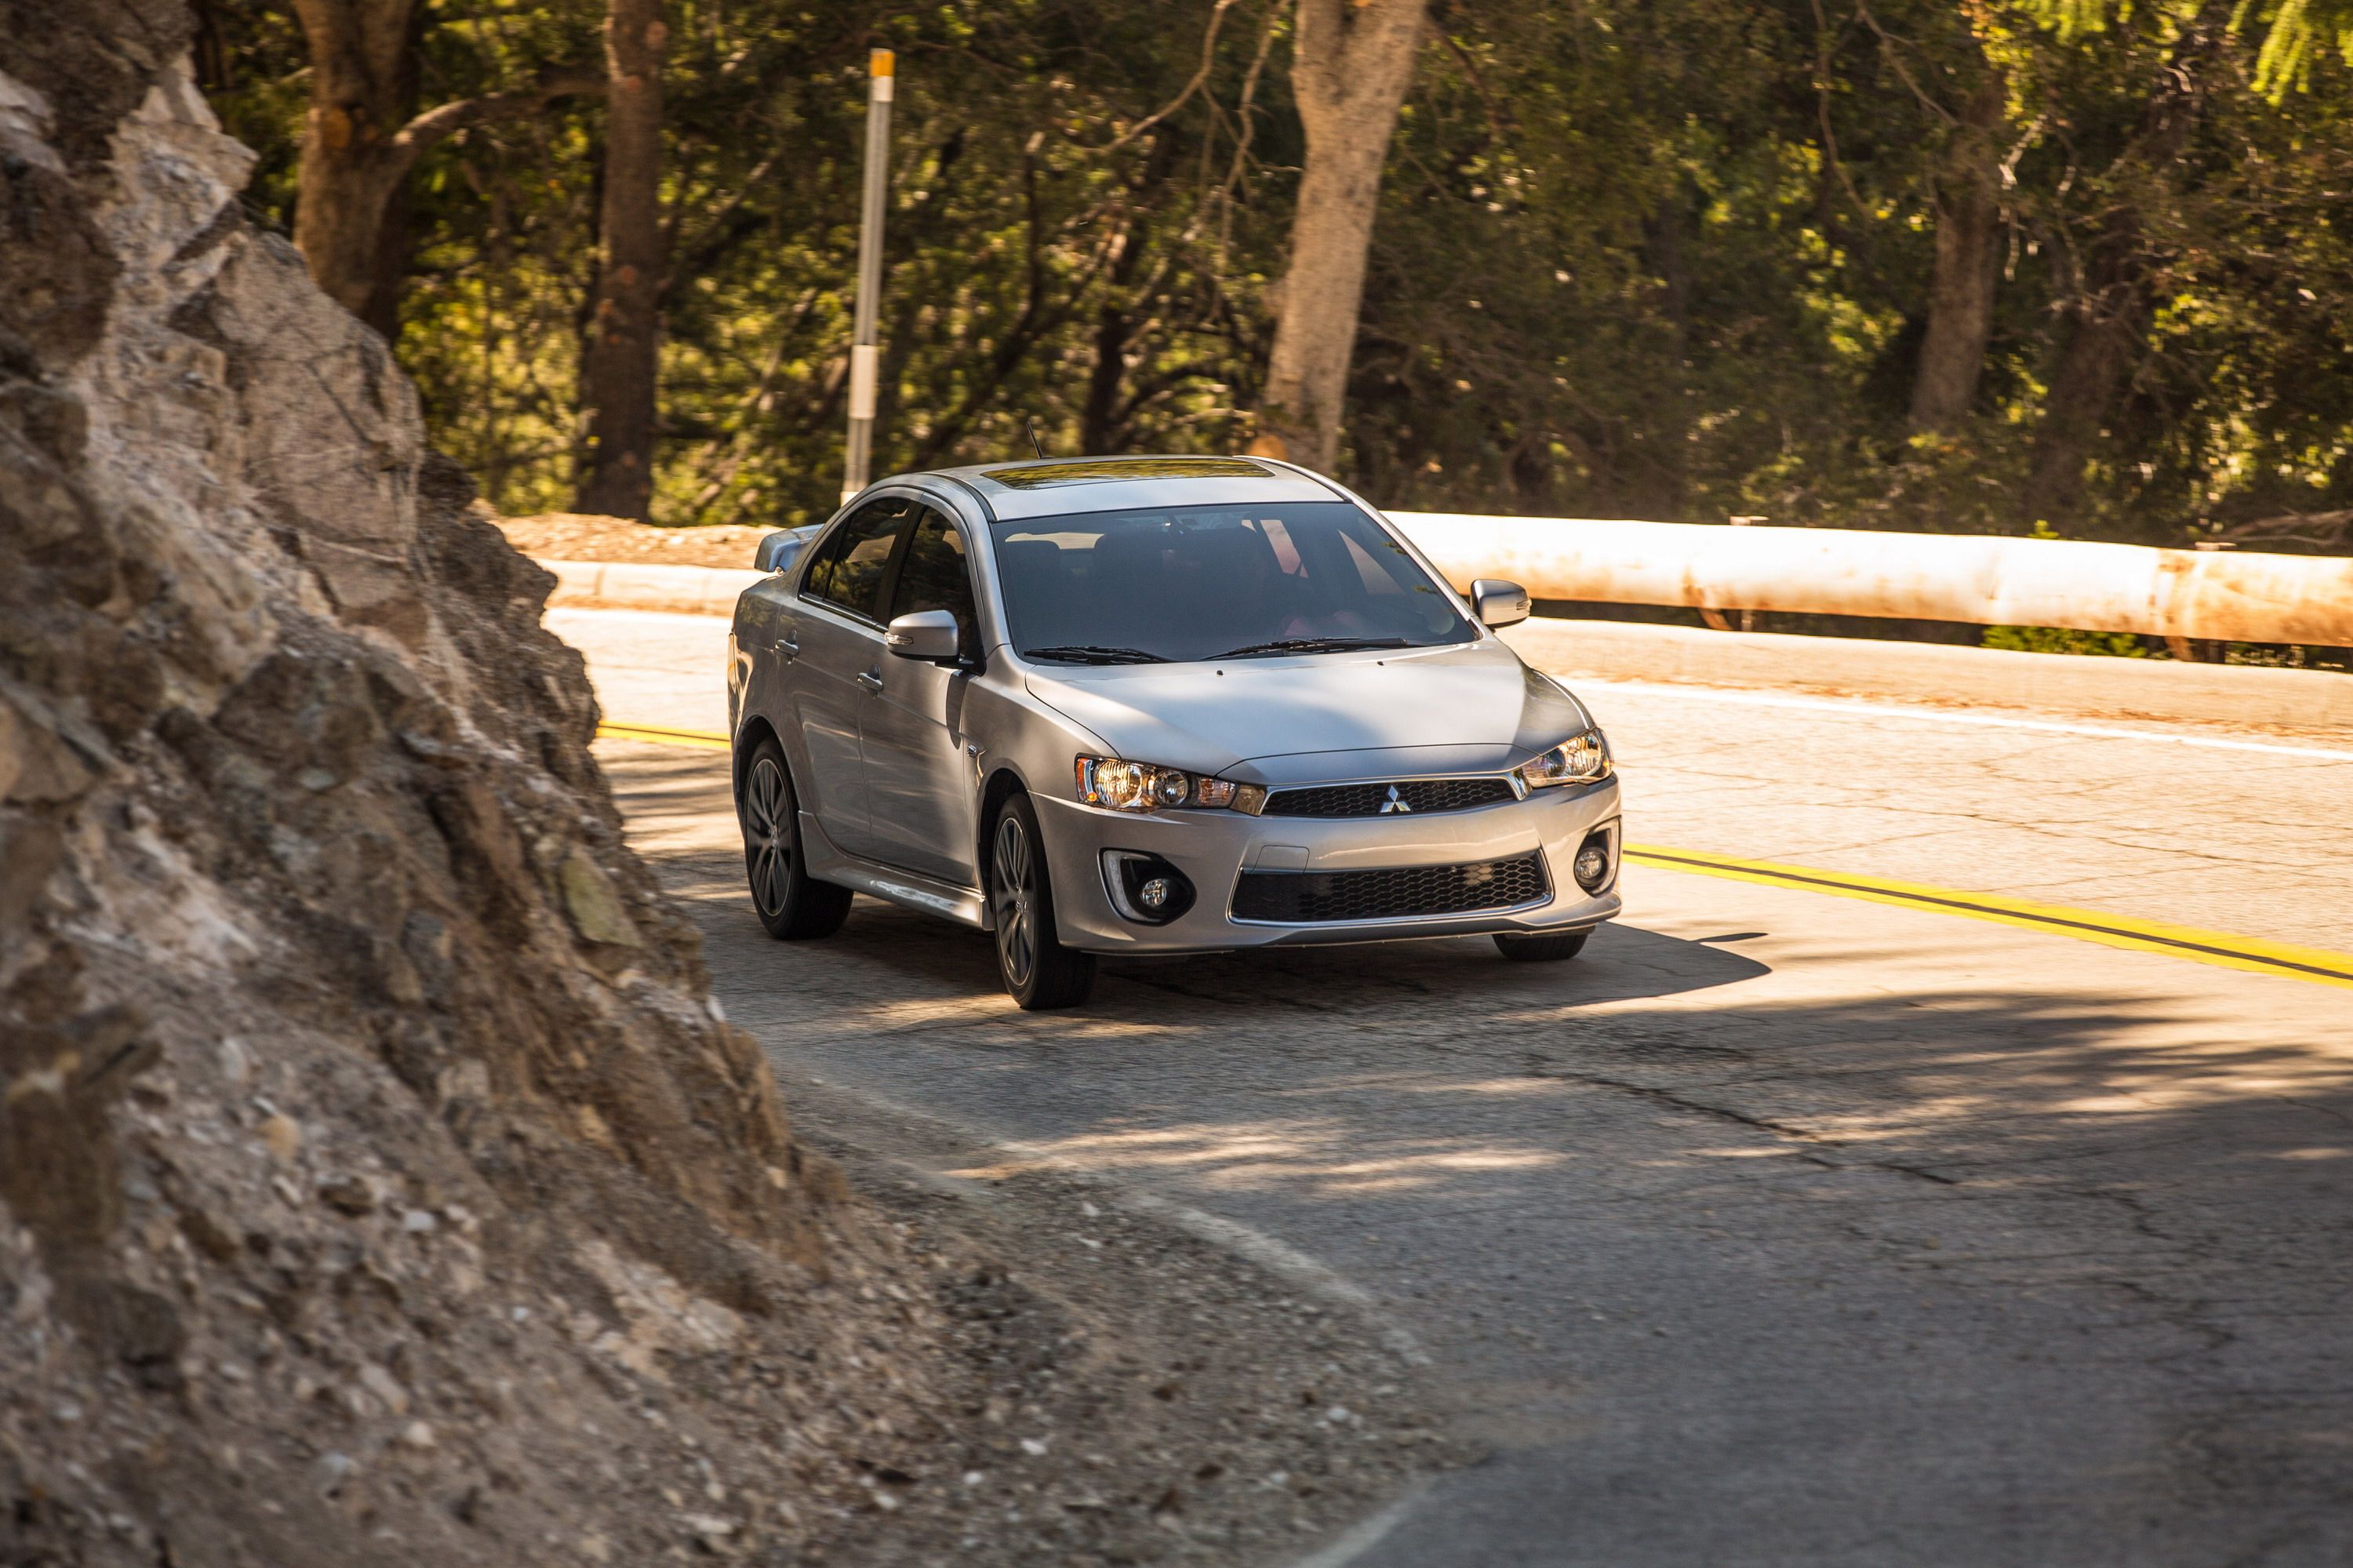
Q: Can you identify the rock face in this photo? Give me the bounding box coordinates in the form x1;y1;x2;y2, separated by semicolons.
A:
1;16;936;1565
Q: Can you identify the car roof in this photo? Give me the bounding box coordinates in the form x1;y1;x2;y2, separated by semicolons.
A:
911;454;1346;522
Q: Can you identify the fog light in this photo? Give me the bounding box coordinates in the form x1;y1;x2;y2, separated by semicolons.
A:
1101;851;1195;925
1573;830;1615;893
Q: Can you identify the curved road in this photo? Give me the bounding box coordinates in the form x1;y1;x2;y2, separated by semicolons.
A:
558;607;2353;1566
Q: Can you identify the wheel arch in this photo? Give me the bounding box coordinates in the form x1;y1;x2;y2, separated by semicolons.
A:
733;713;784;809
976;765;1030;895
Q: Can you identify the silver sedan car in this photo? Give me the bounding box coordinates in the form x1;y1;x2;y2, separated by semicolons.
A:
726;456;1622;1009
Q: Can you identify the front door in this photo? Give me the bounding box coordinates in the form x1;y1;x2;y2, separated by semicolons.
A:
787;496;912;859
861;504;984;885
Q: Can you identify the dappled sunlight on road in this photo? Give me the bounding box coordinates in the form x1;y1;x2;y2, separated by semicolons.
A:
951;1121;1570;1198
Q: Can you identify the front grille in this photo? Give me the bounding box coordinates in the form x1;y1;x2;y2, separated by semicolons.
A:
1231;853;1549;924
1262;777;1517;817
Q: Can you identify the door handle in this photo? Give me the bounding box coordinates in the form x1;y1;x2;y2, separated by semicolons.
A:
774;631;798;656
856;671;885;694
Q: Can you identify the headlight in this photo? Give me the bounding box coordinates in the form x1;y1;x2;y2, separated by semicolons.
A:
1518;728;1612;789
1075;755;1239;812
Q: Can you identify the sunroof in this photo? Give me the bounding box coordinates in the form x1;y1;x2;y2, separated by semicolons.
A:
978;457;1271;490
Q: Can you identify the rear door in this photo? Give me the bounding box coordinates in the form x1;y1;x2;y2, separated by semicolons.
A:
861;504;984;885
788;496;915;859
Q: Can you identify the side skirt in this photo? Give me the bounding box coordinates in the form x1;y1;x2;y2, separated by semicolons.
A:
798;810;991;930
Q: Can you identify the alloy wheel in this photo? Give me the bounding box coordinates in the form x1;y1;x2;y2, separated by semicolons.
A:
992;813;1036;988
746;755;791;916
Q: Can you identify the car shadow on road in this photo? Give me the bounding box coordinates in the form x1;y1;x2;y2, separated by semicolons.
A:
1102;919;1770;1010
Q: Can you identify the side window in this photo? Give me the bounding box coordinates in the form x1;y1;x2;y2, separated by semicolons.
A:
888;507;979;647
801;498;911;619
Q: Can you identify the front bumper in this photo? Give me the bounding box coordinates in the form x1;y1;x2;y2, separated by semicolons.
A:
1034;777;1624;955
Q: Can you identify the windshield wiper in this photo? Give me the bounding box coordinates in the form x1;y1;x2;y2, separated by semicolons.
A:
1211;636;1413;659
1020;645;1171;665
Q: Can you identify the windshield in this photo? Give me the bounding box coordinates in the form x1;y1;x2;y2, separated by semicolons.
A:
990;501;1475;664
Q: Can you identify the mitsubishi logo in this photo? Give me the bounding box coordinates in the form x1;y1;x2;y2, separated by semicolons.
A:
1379;784;1413;814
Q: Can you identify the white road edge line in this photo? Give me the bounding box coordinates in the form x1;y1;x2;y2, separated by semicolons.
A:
1569;676;2353;762
788;1075;1432;1367
886;1143;1443;1566
1281;1479;1434;1568
1112;1188;1431;1366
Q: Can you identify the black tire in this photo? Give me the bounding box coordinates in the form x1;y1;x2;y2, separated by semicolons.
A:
739;734;853;940
1494;929;1590;963
987;791;1096;1010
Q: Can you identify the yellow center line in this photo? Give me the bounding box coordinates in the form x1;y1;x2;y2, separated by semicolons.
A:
591;721;2353;991
1624;843;2353;991
596;719;732;751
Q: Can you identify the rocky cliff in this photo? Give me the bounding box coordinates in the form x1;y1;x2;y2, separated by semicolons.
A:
0;13;939;1563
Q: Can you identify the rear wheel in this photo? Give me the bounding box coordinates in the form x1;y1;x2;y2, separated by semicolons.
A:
1493;929;1590;963
740;735;852;940
988;793;1096;1010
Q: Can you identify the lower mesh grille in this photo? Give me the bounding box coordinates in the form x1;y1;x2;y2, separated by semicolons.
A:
1231;853;1548;923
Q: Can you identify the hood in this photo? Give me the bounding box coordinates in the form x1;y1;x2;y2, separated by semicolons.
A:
1023;640;1591;784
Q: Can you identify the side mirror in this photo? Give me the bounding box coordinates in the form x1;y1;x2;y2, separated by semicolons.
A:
885;609;963;663
754;529;806;573
1471;578;1530;629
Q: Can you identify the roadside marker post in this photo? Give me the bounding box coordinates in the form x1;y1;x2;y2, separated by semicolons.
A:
841;48;894;507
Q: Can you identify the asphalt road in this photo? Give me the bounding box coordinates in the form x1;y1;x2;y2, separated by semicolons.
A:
559;608;2353;1566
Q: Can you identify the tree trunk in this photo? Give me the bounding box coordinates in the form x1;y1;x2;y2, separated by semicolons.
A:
1250;0;1426;475
289;0;603;341
1081;134;1175;457
1909;75;2006;433
2020;214;2145;525
2021;5;2224;526
573;0;668;521
1081;285;1134;459
289;0;421;338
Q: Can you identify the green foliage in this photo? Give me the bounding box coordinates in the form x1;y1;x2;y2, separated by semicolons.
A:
2028;0;2353;97
2235;1;2353;93
196;0;2353;551
1982;624;2152;655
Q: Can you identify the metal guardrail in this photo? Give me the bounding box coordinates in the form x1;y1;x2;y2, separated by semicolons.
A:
535;510;2353;649
1390;512;2353;646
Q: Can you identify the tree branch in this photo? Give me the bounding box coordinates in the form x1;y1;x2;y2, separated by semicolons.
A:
1431;3;1512;144
1093;0;1237;159
389;62;604;177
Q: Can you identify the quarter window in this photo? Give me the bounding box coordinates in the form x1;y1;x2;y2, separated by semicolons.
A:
802;498;911;619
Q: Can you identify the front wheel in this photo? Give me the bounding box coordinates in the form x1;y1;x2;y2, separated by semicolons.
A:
987;793;1096;1010
1493;929;1590;963
740;735;853;940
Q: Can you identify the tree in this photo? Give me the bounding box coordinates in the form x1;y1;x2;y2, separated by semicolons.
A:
287;0;598;339
204;0;2353;551
1910;67;2007;431
2023;2;2232;524
1253;0;1427;474
575;0;668;519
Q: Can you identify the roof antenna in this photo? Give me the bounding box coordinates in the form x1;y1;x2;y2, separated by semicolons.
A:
1024;417;1048;459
